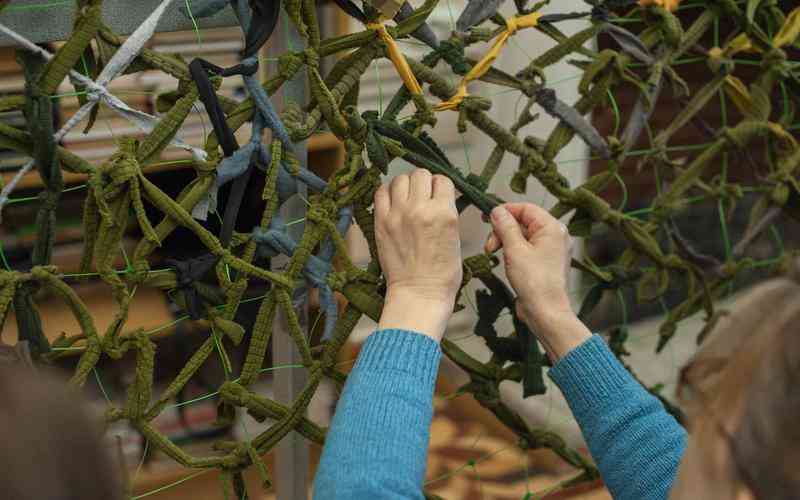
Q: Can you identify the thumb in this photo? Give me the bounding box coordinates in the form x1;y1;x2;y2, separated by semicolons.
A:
490;206;525;248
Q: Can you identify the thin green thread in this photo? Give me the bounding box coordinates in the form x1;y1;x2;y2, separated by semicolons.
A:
184;0;204;46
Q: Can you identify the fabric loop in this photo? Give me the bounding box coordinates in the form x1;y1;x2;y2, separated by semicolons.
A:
368;21;423;95
435;12;542;112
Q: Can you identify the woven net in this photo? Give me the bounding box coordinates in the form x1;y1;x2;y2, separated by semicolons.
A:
0;0;799;496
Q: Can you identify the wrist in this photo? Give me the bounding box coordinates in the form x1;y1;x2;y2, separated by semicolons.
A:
378;287;454;342
517;293;573;331
520;302;591;362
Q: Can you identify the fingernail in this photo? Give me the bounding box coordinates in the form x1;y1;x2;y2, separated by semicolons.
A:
485;233;498;252
491;206;507;221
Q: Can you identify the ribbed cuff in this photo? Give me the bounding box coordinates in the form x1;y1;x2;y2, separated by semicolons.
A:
548;334;637;412
356;329;442;383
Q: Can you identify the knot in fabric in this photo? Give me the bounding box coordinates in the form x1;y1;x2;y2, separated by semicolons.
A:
86;86;104;103
437;39;470;75
108;155;140;186
435;12;541;112
30;265;58;282
505;16;520;35
367;21;423;95
303;47;320;68
38;190;60;211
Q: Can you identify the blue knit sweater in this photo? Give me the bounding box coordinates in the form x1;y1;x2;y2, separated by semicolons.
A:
313;330;687;499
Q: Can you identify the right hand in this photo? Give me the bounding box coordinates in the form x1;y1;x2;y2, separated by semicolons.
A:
485;203;591;361
485;203;573;325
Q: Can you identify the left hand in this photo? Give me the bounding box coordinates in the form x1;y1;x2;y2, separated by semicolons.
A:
374;168;462;341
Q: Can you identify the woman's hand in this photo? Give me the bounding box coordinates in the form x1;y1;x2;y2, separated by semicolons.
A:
375;169;462;342
486;203;591;360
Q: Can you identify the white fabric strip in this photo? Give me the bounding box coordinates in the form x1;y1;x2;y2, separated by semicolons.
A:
0;0;208;215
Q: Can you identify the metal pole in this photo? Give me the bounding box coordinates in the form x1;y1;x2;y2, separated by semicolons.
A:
268;13;310;500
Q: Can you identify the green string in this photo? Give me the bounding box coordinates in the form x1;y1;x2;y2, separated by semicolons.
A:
424;446;511;487
607;89;621;137
184;0;204;46
616;288;628;329
770;225;784;254
93;367;112;404
614;172;628;212
211;326;233;380
6;184;87;205
166;363;305;410
130;470;209;500
0;244;11;271
132;439;150;485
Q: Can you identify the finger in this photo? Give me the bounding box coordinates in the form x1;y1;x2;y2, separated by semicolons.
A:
432;174;456;202
374;184;390;221
409;168;433;201
502;202;558;240
390;174;410;203
490;205;526;248
484;230;500;253
502;203;554;225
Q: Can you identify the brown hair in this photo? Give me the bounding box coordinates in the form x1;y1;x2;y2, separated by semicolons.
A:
678;273;800;498
0;365;124;500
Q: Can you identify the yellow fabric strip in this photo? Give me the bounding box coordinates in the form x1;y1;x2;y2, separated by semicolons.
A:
775;6;800;48
767;122;799;150
435;12;542;112
723;75;754;117
368;22;423;95
638;0;682;12
720;6;800;55
726;33;755;56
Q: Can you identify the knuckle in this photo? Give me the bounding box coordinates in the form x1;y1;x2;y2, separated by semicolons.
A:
441;208;459;224
413;167;432;178
434;174;453;187
392;174;409;186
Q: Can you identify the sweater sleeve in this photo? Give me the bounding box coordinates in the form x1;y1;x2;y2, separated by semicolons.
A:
313;329;441;500
548;335;687;500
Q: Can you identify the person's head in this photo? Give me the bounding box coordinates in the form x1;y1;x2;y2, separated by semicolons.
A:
0;365;124;500
670;269;800;499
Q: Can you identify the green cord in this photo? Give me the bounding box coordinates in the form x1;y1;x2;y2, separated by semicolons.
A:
0;244;11;271
130;470;209;500
184;0;204;46
607;89;621;138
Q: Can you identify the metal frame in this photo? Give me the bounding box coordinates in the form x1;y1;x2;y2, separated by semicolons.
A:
268;16;311;500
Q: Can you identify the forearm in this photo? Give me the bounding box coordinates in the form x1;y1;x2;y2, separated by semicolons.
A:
549;335;687;500
312;330;441;499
